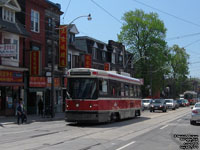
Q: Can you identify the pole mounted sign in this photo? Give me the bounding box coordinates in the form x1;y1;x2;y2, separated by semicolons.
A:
59;25;67;67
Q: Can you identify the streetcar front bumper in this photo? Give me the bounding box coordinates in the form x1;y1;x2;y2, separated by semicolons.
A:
65;111;109;123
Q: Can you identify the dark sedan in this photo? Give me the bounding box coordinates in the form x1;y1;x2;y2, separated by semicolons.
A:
150;99;167;112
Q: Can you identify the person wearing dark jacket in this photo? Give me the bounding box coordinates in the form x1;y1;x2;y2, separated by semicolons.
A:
17;98;24;125
38;99;43;116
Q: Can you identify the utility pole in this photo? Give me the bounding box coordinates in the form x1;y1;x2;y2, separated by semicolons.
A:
51;18;55;118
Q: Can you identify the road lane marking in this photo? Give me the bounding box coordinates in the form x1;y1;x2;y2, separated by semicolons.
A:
116;141;135;150
160;125;168;129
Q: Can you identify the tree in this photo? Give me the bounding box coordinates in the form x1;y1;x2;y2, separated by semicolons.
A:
118;9;169;97
167;45;189;98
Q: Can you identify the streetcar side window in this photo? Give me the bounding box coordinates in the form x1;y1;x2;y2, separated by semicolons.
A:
121;83;125;97
130;85;134;97
125;84;129;97
99;79;108;96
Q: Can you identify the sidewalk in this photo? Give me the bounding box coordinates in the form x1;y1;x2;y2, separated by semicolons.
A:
0;112;65;126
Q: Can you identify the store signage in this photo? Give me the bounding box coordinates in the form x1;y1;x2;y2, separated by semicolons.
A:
59;25;67;67
0;70;23;82
0;44;17;57
30;51;40;75
47;78;60;87
104;63;110;71
29;77;46;87
85;54;92;68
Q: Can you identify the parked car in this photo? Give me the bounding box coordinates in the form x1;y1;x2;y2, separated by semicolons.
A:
142;99;152;110
150;99;167;112
165;99;176;110
174;100;180;109
190;102;200;125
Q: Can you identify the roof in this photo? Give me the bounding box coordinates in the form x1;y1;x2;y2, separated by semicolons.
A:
0;19;29;37
67;68;143;85
0;0;8;5
76;36;107;45
0;0;21;12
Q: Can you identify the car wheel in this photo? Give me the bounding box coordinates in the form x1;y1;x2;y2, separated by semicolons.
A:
150;110;152;112
190;120;195;125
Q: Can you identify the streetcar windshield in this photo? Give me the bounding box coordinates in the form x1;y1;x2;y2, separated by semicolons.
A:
68;78;97;99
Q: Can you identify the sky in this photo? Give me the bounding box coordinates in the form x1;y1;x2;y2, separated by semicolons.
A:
52;0;200;78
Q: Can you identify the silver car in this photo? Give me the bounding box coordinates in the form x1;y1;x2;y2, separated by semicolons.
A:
165;99;176;110
190;102;200;125
142;99;152;110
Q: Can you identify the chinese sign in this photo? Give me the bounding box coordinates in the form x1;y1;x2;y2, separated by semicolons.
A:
59;25;67;67
0;70;23;82
30;51;40;75
29;77;46;87
0;44;17;57
47;78;60;87
85;54;92;68
104;63;110;71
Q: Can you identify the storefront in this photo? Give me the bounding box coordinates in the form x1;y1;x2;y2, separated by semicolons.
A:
0;70;25;116
28;77;63;115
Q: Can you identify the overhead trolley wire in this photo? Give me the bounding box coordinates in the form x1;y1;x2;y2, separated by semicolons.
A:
131;0;200;28
90;0;123;24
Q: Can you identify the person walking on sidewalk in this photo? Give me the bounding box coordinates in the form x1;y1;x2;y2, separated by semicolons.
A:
17;98;25;125
38;99;43;117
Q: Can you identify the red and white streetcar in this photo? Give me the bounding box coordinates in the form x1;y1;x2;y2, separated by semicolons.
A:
65;68;143;123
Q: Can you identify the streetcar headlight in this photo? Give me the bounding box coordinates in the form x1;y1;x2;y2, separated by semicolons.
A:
89;104;92;108
76;103;79;107
66;104;69;108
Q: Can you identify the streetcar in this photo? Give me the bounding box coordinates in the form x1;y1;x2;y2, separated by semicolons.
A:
183;91;197;105
65;68;143;123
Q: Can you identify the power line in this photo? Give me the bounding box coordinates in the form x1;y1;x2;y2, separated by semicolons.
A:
90;0;123;24
183;39;200;48
166;32;200;41
131;0;200;28
62;0;72;23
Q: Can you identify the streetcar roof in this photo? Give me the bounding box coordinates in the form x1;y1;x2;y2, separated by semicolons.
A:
67;68;143;85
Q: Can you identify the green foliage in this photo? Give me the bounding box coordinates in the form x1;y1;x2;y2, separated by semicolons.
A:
118;9;169;97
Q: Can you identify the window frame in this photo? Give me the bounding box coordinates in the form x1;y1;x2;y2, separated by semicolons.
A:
31;9;40;33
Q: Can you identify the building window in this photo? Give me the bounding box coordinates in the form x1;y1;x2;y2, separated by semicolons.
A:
92;48;97;59
102;51;106;61
31;9;40;33
68;54;72;69
2;7;15;23
112;53;115;64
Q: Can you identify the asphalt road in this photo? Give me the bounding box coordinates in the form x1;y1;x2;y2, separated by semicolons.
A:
0;107;198;150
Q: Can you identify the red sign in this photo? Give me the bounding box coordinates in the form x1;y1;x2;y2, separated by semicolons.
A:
47;78;60;87
64;77;67;88
29;77;46;87
0;70;23;83
59;25;67;67
30;51;40;75
104;63;110;71
85;54;92;68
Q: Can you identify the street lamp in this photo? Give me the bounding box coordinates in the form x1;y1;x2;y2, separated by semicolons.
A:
50;14;92;118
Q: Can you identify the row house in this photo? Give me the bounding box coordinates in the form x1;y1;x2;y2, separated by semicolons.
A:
15;0;64;114
75;37;133;76
0;0;29;116
75;36;109;70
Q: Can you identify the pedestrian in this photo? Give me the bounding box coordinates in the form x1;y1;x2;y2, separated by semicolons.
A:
38;99;43;116
16;98;24;125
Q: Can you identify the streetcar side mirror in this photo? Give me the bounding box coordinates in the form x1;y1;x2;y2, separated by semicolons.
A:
66;92;71;99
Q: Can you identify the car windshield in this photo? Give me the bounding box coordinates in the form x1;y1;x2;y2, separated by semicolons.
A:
152;99;163;104
165;100;172;103
195;104;200;108
68;78;97;99
143;100;150;103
